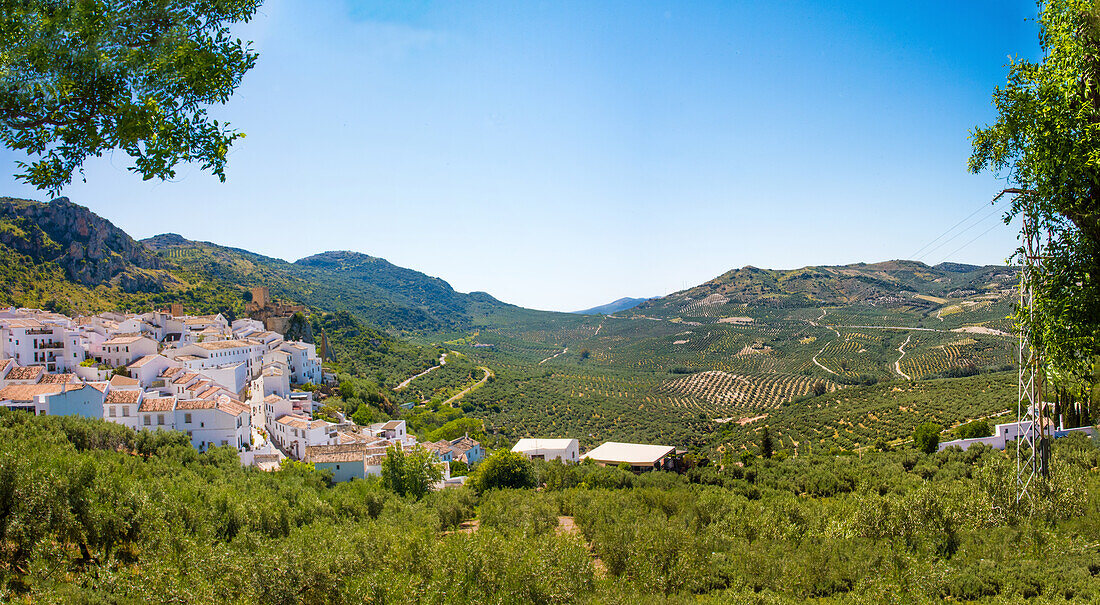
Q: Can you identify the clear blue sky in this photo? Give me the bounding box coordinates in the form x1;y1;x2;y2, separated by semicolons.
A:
0;0;1040;311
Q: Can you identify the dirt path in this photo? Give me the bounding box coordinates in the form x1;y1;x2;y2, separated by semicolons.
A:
593;323;602;336
538;347;568;365
811;341;837;375
894;334;912;380
395;353;447;391
557;516;607;577
441;366;493;406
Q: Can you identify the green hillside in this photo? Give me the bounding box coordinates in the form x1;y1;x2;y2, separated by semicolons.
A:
0;195;1027;455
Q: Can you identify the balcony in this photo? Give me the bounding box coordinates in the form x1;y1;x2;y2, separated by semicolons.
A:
36;341;64;349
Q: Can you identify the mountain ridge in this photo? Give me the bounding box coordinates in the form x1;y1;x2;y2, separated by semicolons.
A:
573;297;655;315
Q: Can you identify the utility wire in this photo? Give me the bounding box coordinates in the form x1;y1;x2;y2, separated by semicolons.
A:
910;198;1000;260
936;222;1002;265
916;204;1004;262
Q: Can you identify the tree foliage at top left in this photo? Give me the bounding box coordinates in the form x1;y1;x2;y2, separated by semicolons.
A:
0;0;260;194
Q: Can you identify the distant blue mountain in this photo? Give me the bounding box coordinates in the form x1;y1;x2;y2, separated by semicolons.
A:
573;297;653;315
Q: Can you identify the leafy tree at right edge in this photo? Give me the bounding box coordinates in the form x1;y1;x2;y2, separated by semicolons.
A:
969;0;1100;388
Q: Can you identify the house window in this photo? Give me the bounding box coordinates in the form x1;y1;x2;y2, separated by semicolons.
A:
185;413;192;423
143;415;151;426
108;406;116;417
157;414;165;425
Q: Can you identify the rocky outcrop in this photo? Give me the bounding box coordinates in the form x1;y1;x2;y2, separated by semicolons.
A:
0;196;166;291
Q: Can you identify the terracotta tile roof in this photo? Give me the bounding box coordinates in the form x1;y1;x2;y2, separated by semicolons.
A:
0;383;66;401
0;359;14;373
40;373;76;384
173;372;200;385
217;399;249;416
5;366;44;381
160;367;183;378
139;397;176;412
306;443;375;463
275;415;309;429
102;335;152;346
87;381;109;393
449;436;480;453
105;390;141;404
109;374;139;387
194;339;253;351
197;386;223;399
128;355;163;369
1;318;44;328
263;394;284;403
176;399;216;410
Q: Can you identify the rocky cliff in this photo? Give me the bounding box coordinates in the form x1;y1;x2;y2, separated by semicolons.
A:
0;197;175;292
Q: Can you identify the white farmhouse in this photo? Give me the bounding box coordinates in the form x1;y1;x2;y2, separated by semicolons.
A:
512;438;580;463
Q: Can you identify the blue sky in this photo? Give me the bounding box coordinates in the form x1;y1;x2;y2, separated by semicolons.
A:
0;1;1040;311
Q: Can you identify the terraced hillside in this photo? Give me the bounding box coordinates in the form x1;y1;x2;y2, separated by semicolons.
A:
434;261;1019;451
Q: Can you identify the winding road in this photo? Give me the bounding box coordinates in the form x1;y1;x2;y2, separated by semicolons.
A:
538;347;569;365
807;308;840;375
442;366;494;406
894;334;912;380
394;353;448;391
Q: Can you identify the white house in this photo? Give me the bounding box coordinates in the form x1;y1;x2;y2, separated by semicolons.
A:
170;340;263;378
99;335;159;368
272;414;339;460
103;388;143;430
126;354;177;388
278;341;323;386
137;396;177;431
175;396;251;452
367;420;410;443
261;394;293;432
0;318;84;373
938;420;1096;452
512;438;580;463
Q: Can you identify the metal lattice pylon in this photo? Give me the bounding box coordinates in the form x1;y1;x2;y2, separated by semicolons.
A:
1002;189;1050;506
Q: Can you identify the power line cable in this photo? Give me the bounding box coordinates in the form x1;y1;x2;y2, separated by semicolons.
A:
936;222;1002;265
916;204;1004;262
910;198;1000;260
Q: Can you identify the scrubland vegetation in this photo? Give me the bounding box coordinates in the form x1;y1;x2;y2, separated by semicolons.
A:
6;410;1100;603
